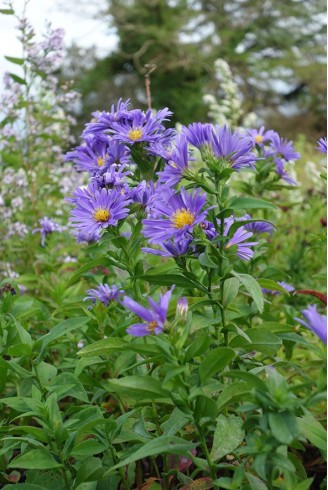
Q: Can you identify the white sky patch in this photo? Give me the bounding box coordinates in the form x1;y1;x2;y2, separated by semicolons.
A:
0;0;117;76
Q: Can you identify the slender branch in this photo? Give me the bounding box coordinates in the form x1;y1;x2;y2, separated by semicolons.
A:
144;64;157;110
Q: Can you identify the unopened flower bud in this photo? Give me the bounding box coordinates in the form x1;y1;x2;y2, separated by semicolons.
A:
176;297;188;321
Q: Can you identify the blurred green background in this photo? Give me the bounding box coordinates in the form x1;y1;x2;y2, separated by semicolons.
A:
61;0;327;139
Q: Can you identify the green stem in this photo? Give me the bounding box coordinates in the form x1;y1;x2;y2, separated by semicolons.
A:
195;422;219;488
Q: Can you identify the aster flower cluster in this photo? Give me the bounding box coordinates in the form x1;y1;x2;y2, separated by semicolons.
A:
66;99;300;340
247;127;300;185
66;100;272;259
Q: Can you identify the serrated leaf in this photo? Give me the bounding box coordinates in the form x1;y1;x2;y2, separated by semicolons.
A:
210;414;244;461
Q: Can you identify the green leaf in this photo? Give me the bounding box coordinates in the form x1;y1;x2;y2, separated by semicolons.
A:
246;473;267;490
198;250;217;268
34;317;89;360
78;337;128;357
9;73;27;85
229;196;276;210
222;277;240;306
0;8;14;14
231;272;264;313
75;457;105;487
107;375;171;401
2;485;45;490
104;436;196;475
139;274;208;293
217;382;253;411
0;396;42;413
230;329;282;356
210;414;244;462
298;415;327;451
199;347;236;383
68;257;112;284
4;56;24;65
228;219;275;237
46;373;89;403
71;439;108;457
78;337;162;357
268;411;299;444
185;333;211;361
257;278;291;294
161;408;189;436
9;449;63;469
219;370;266;391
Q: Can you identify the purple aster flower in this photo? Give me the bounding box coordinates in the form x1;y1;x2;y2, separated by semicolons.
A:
83;99;132;135
74;229;101;244
222;216;258;261
275;158;297;186
225;227;258;261
69;186;131;238
268;133;300;162
66;182;98;205
142;187;210;245
123;287;174;336
201;220;218;240
247;127;276;147
211;125;256;170
33;216;61;246
65;134;112;174
142;237;192;257
93;105;173;145
157;134;190;187
132;180;156;208
263;133;300;184
238;214;274;234
182;122;212;148
92;163;132;191
295;305;327;343
262;281;295;295
84;284;123;307
316;137;327;154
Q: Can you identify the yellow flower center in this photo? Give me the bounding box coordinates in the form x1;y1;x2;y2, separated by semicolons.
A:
97;156;105;167
147;320;158;332
128;128;143;141
172;208;195;229
255;134;264;144
93;208;110;222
